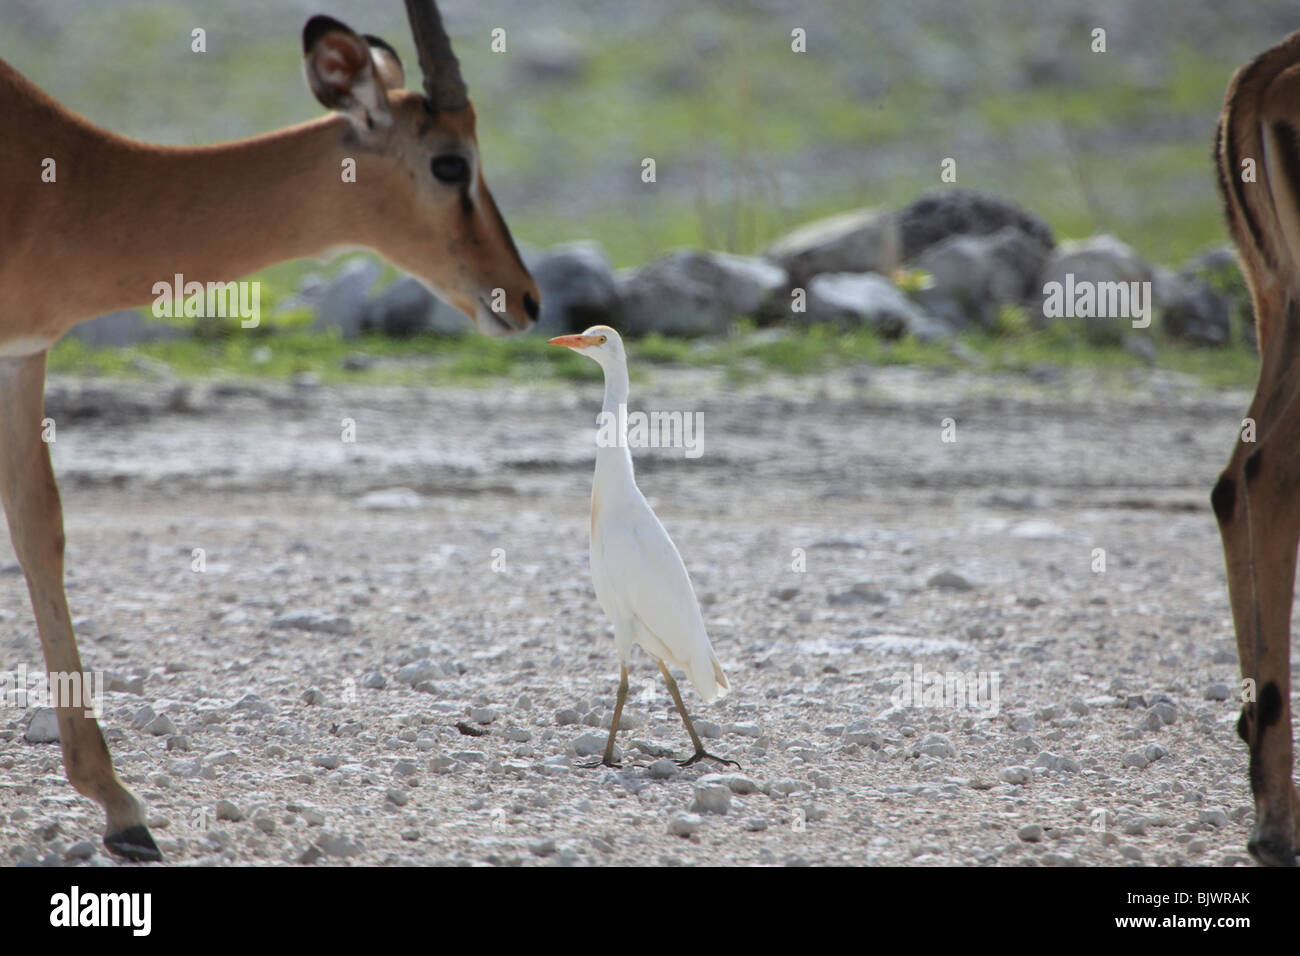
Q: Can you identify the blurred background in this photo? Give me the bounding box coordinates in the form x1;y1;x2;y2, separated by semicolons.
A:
4;0;1297;383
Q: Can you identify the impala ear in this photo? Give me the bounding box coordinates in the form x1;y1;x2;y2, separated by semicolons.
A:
363;35;405;91
302;15;393;131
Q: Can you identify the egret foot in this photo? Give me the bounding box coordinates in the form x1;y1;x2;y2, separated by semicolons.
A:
658;662;737;770
582;757;622;770
677;749;740;769
104;824;162;862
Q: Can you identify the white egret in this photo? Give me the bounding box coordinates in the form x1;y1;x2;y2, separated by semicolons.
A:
549;325;737;769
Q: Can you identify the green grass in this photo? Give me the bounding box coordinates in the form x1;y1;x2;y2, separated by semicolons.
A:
47;321;1261;392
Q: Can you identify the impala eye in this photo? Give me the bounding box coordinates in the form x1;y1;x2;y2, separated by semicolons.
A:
431;154;470;184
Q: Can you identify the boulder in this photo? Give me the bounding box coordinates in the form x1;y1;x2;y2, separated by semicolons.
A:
898;189;1056;262
807;272;951;340
363;276;468;338
65;310;186;347
527;241;620;336
913;226;1051;330
617;249;786;338
1160;275;1230;347
312;258;381;339
1035;235;1154;345
764;208;901;287
1178;245;1254;349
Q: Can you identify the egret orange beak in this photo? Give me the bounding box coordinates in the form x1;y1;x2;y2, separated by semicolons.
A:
547;334;606;349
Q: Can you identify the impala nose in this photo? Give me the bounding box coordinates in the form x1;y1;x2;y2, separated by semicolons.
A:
523;291;539;323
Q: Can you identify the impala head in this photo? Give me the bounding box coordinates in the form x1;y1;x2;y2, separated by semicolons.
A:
547;325;627;369
302;1;539;336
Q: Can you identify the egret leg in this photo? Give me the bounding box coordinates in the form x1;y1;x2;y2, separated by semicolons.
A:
584;665;628;769
658;661;739;769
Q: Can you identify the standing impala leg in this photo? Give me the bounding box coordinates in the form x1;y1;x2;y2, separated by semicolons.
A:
1234;381;1300;866
1214;319;1300;865
0;352;159;862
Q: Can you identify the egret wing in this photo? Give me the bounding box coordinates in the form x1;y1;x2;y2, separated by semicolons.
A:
597;497;727;699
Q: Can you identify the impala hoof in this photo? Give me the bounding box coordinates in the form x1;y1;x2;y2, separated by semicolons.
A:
1247;833;1297;867
104;824;162;862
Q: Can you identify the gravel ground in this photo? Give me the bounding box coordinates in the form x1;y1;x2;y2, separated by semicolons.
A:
0;364;1267;866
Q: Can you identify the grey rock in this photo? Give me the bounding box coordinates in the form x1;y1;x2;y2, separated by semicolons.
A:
24;708;59;743
231;694;275;717
712;773;760;795
297;844;324;864
313;258;381;339
130;705;157;730
1160;274;1229;346
269;611;353;635
1200;808;1229;828
363;276;468;338
617;250;784;338
527;241;619;336
362;672;387;690
691;783;732;815
65;310;186;348
694;720;722;739
1204;682;1231;701
64;840;96;861
1017;824;1044;842
572;732;607;757
827;580;890;606
1121;752;1149;769
317;834;363;858
927;570;974;591
765;208;901;286
999;766;1031;785
167;757;202;778
143;714;176;737
897;189;1055;262
1035;235;1153;346
668;812;703;837
806;272;947;340
529;837;557;857
216;800;244;822
915;733;955;759
913;227;1051;330
646;759;678;780
397;661;439;686
106;672;146;696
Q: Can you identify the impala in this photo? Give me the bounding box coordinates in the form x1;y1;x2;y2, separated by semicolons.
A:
0;1;539;862
1213;29;1300;866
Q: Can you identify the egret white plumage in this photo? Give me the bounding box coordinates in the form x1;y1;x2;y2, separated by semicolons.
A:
549;325;737;769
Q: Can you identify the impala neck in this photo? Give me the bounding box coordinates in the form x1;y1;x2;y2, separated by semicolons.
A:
60;115;368;322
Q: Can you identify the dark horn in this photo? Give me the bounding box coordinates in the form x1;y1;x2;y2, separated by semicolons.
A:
403;0;468;111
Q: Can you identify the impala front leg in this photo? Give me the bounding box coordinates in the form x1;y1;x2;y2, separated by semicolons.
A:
1237;400;1300;866
0;352;158;862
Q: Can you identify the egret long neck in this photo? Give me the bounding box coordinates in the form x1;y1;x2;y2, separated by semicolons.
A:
594;360;636;496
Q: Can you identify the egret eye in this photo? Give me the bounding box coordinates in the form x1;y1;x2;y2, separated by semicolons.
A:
431;154;470;184
598;336;607;344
